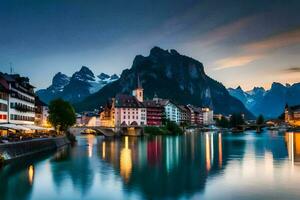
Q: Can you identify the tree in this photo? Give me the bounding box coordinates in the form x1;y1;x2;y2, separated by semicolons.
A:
256;114;264;125
48;99;76;132
229;113;245;128
216;116;229;128
165;120;183;135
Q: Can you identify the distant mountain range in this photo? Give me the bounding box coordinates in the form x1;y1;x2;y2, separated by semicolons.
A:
36;66;119;103
73;47;254;119
228;82;300;118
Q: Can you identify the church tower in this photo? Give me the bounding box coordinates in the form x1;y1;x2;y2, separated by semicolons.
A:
132;75;144;102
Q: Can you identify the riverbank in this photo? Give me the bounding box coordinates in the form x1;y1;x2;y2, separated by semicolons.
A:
0;136;70;164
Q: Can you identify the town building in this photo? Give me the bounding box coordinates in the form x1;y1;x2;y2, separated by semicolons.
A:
186;105;201;125
35;97;50;127
114;94;146;127
156;99;180;124
144;98;164;126
100;76;147;128
202;108;214;125
178;105;191;125
285;104;300;127
100;99;115;127
0;73;35;125
0;80;9;124
79;111;101;126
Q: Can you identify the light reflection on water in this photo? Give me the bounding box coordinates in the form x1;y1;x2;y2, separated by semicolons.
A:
1;131;300;200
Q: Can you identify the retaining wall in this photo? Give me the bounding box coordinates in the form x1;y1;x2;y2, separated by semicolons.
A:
0;137;69;163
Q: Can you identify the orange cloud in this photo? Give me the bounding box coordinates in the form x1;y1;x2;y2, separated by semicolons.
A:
214;55;262;70
214;28;300;70
198;16;257;47
244;28;300;52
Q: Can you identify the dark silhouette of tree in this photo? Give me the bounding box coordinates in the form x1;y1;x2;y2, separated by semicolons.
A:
48;99;76;132
216;116;230;128
229;113;245;128
256;115;264;125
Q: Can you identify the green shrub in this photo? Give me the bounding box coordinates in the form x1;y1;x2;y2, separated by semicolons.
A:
0;154;4;167
144;126;167;135
165;120;183;135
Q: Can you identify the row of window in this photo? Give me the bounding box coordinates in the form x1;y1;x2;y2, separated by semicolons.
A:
121;109;146;112
0;92;8;101
0;114;7;120
0;103;8;112
124;115;139;120
10;114;34;121
10;102;35;112
11;91;35;104
12;83;34;95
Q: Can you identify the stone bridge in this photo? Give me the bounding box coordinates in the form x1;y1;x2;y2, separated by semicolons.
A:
69;126;144;137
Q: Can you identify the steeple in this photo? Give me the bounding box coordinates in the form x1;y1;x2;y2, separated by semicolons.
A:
137;74;142;89
132;74;144;102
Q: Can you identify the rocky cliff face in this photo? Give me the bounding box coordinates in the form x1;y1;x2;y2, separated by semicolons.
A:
36;66;119;103
74;47;254;119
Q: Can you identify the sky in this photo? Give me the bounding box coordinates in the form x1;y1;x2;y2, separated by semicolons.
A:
0;0;300;91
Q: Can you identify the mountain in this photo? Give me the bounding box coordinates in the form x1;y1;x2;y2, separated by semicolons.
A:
36;66;119;103
228;82;300;118
228;86;265;110
74;47;254;119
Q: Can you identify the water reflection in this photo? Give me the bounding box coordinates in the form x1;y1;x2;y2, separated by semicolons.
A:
28;165;34;185
50;137;95;196
120;136;132;182
1;131;300;200
285;132;300;163
98;132;228;199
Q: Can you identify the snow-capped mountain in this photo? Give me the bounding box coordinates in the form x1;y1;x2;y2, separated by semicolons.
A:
36;66;119;103
228;83;300;118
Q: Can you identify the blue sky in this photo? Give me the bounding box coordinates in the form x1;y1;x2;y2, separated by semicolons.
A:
0;0;300;90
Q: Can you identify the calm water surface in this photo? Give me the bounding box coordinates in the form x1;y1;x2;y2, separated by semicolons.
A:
1;131;300;200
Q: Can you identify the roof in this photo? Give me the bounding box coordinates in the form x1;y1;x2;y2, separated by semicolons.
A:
186;104;201;114
289;105;300;112
115;94;144;108
0;73;35;88
143;100;164;108
178;105;189;112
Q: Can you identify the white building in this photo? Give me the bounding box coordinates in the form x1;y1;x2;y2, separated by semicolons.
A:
202;108;214;125
114;94;146;127
157;99;180;124
0;73;35;125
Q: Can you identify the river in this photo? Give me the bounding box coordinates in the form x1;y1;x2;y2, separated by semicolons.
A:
1;130;300;200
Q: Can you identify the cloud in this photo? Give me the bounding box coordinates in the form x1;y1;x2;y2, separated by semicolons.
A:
214;55;262;70
283;66;300;73
198;16;257;47
244;28;300;53
214;27;300;70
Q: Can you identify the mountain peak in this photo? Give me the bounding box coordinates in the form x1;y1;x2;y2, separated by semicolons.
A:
150;46;169;57
52;72;69;87
98;73;110;80
236;86;243;90
72;66;95;82
110;74;119;79
271;82;285;90
170;49;180;55
79;66;93;74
